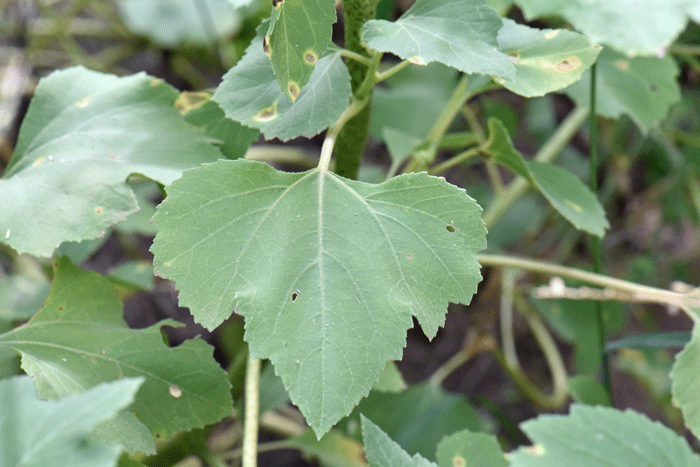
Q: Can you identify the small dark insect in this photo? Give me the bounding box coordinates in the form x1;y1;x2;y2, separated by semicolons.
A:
272;0;284;6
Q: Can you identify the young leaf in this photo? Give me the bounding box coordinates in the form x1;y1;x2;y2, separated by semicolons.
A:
514;0;695;57
0;66;222;257
0;257;233;454
563;48;681;134
495;19;602;97
361;0;515;80
212;27;351;141
151;159;486;436
0;375;143;467
177;91;260;160
435;430;508;467
361;415;437;467
265;0;336;101
337;381;483;461
483;118;610;237
509;404;700;467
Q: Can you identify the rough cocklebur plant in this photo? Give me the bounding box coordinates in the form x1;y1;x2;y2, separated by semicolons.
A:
1;0;700;465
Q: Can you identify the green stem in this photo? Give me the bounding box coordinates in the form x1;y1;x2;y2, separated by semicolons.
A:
242;355;261;467
588;62;612;398
477;254;700;314
319;97;369;171
333;0;380;179
375;60;412;83
669;43;700;56
428;147;479;175
482;106;590;228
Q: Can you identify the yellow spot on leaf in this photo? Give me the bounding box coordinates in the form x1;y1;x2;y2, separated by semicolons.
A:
615;59;629;71
254;103;278;122
32;157;46;167
493;76;505;84
76;98;90;108
287;81;300;101
544;30;560;39
408;56;426;65
169;385;182;398
564;199;582;212
453;456;466;467
95;207;104;215
150;78;161;87
555;56;581;72
304;50;318;65
174;91;209;115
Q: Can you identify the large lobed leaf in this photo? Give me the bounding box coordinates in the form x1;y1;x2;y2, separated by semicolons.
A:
0;258;233;454
151;159;486;435
212;25;351;141
0;67;222;257
670;297;700;441
265;0;336;101
362;0;516;80
509;404;700;467
0;376;143;467
514;0;697;57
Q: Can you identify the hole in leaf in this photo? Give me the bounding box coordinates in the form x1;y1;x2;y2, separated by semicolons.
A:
304;50;318;65
446;224;456;233
291;290;300;301
169;385;182;398
272;0;284;6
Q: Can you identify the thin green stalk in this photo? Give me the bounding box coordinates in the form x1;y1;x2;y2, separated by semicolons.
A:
428;147;479;175
477;254;700;313
426;75;472;144
588;62;611;398
669;43;700;55
482;106;590;228
500;268;520;369
375;59;411;83
242;355;261;467
319;97;369;171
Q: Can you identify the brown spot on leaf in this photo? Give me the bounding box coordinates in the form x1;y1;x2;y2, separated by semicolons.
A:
615;59;629;71
254;104;278;122
263;35;271;58
408;56;426;65
95;207;104;215
304;50;318;65
453;456;466;467
287;81;300;101
554;56;581;72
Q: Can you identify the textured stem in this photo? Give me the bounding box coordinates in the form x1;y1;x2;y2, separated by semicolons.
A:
333;0;379;179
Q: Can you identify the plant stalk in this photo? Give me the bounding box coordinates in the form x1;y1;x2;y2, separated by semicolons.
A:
242;355;261;467
333;0;380;179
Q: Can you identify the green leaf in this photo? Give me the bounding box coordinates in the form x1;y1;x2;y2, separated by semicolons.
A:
671;301;700;440
373;361;407;393
362;0;515;80
563;48;681;134
338;382;483;461
361;415;437;467
514;0;696;56
177;92;260;161
0;375;144;467
607;332;692;351
151;159;486;436
483;118;610;236
0;257;233;454
117;0;242;47
383;128;424;176
266;0;336;101
435;430;508;467
509;404;700;467
212;26;352;141
0;66;221;257
495;19;601;97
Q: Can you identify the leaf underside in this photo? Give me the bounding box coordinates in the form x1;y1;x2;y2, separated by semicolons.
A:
151;159;486;435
